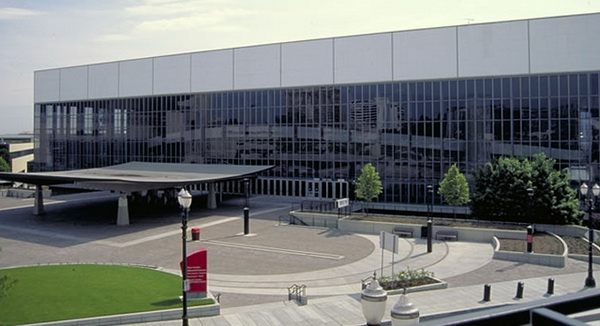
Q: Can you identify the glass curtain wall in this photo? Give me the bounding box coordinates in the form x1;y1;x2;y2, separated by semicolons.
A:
32;72;600;204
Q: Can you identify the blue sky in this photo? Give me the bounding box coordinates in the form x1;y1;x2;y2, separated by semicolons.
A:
1;0;600;134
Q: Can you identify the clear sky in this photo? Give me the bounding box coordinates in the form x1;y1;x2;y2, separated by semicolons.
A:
1;0;600;135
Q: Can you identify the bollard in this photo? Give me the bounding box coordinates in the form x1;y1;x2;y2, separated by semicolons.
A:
547;278;554;295
390;290;420;326
483;284;491;302
361;274;388;326
515;282;524;298
526;225;533;253
243;207;249;235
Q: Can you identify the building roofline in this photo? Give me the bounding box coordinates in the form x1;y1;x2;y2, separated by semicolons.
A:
34;11;600;74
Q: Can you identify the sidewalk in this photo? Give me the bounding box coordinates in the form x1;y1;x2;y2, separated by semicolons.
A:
136;271;596;326
203;235;493;297
0;193;596;325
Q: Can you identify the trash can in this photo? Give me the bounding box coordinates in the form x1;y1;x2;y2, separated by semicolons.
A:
191;228;200;241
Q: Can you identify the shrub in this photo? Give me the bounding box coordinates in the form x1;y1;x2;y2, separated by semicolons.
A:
379;267;435;290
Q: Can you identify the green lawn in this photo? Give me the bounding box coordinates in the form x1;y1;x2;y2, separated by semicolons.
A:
0;264;213;325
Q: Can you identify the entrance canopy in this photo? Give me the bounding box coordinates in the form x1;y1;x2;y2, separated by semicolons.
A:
0;162;273;192
0;162;274;225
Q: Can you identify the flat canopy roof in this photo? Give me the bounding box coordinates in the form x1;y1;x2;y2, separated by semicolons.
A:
0;162;274;192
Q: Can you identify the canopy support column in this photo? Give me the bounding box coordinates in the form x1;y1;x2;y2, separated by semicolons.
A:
117;192;130;226
33;185;45;216
208;183;217;210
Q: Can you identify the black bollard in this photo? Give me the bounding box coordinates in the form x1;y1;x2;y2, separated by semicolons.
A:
483;284;491;302
526;225;533;253
243;207;249;235
516;282;524;298
547;278;554;295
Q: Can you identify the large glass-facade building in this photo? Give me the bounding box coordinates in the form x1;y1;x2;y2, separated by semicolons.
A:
32;13;600;205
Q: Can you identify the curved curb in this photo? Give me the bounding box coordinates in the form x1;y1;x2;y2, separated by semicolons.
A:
22;303;220;326
2;263;220;326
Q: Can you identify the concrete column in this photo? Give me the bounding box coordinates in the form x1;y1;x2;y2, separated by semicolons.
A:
33;185;45;216
207;183;217;209
116;192;130;226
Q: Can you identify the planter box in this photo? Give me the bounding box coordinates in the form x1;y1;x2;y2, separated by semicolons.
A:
377;276;447;295
491;233;567;267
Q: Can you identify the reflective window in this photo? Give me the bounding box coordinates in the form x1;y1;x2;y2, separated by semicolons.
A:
31;71;600;204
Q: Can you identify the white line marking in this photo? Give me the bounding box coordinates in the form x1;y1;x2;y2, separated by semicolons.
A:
117;217;239;247
204;240;344;260
0;205;287;248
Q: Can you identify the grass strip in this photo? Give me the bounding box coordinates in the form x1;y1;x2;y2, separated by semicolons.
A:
0;264;212;325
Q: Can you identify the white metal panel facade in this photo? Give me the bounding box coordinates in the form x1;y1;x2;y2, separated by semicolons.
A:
393;27;458;80
119;58;153;97
333;33;392;84
59;66;88;101
153;54;191;95
233;44;281;89
33;13;600;103
281;39;334;87
457;21;530;77
191;49;234;92
530;14;600;74
34;69;60;103
88;62;119;99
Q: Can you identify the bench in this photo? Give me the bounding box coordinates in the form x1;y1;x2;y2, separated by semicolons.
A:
392;226;413;238
435;230;458;241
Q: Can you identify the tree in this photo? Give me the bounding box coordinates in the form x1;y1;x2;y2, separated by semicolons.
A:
471;153;582;224
529;153;582;225
0;145;9;164
355;163;382;214
0;157;9;172
438;163;470;206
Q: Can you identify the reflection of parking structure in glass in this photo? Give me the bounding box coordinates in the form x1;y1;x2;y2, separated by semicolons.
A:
35;74;600;205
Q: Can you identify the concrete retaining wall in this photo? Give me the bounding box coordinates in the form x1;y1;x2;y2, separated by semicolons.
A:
2;188;51;199
336;218;524;243
291;211;339;228
536;224;590;238
293;211;595;268
27;302;220;326
294;211;599;242
569;254;600;264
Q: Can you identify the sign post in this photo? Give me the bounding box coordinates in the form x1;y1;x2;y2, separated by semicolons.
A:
379;231;399;278
336;198;350;218
180;248;208;299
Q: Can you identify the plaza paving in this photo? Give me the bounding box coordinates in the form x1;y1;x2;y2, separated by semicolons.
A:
0;192;597;325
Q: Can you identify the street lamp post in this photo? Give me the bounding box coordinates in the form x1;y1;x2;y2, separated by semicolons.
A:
527;187;534;253
243;178;250;235
580;183;599;288
527;187;534;221
178;188;193;326
427;184;433;253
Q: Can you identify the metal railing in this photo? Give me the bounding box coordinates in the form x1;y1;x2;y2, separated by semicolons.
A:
418;287;600;325
287;284;307;305
361;274;375;290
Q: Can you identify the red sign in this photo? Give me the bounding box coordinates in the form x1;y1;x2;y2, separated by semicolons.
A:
180;248;207;294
